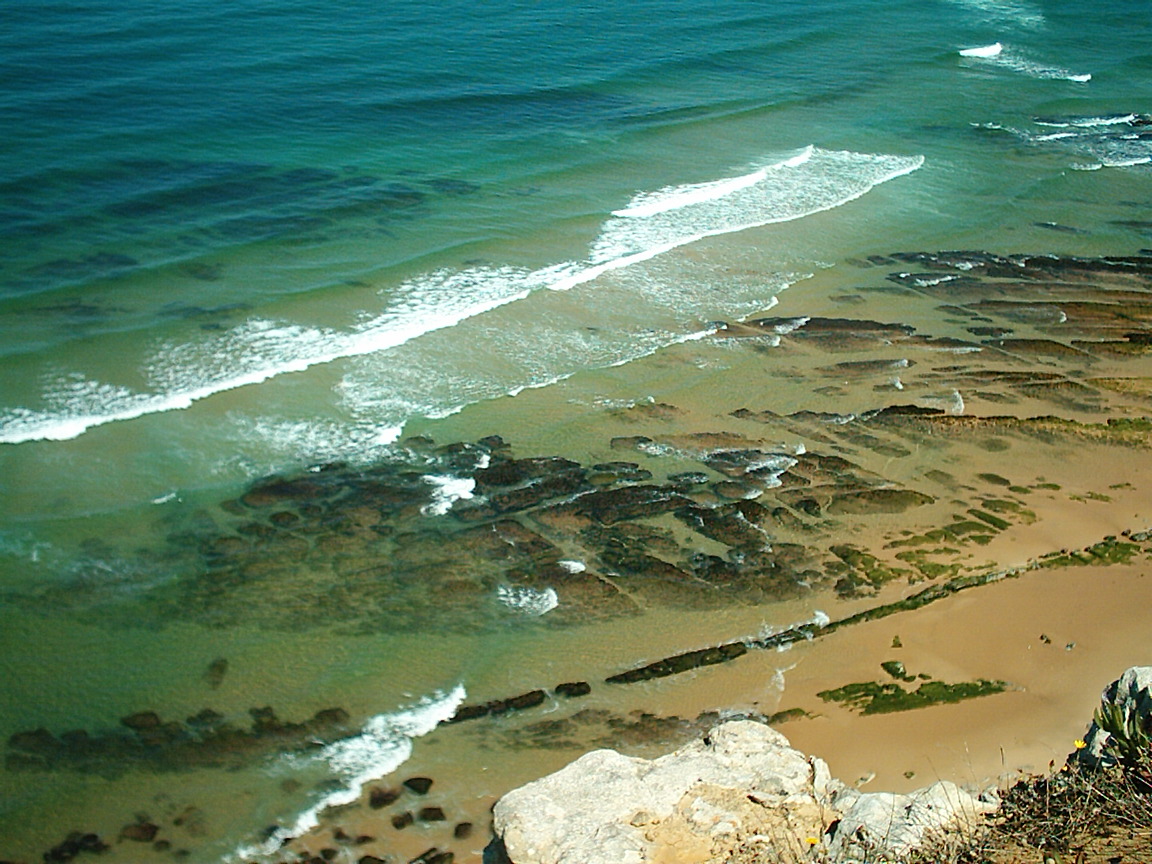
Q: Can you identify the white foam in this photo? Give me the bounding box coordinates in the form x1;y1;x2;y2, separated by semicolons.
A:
2;149;923;447
229;686;465;862
583;149;924;286
496;584;559;616
420;474;476;516
772;316;810;335
753;609;831;646
960;42;1090;82
235;417;404;471
612;146;815;218
0;267;537;446
960;42;1003;58
1035;114;1138;128
1102;156;1152;167
558;560;586;573
918;389;965;415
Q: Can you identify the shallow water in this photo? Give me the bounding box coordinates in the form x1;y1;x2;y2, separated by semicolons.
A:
2;0;1152;859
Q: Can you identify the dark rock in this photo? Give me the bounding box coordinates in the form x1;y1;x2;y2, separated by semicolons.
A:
269;510;301;527
606;642;748;684
203;657;229;688
553;681;591;698
408;850;441;864
713;481;760;500
391;811;414;830
821;358;914;376
248;706;285;734
792;498;822;517
368;787;400;809
8;727;58;753
76;833;107;853
865;404;946;419
568;485;693;524
136;720;187;746
504;690;546;712
747;316;915;343
445;703;490;724
153;840;172;852
453;822;474;839
120;711;162;731
418;807;446;822
320;849;338;860
674;501;771;549
311;707;350;727
240;477;334;509
609;435;654;451
667;471;710;488
487;469;588;513
403;777;433;795
358;857;389;864
186;708;224;727
473;457;580;490
42;831;110;862
825;488;935;515
119;822;159;842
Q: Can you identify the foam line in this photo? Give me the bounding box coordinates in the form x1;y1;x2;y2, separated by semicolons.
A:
611;146;815;218
1;148;924;446
227;686;465;862
960;42;1002;57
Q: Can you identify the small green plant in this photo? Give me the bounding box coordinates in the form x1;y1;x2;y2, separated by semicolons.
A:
1094;701;1152;765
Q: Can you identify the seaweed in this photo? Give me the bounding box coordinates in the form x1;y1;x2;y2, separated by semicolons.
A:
817;678;1006;715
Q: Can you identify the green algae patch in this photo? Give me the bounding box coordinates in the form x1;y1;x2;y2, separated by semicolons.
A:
881;660;915;682
978;473;1012;487
981;499;1036;523
893;549;962;580
1038;538;1141;569
829;544;912;596
968;508;1010;531
764;707;808;725
888;519;993;548
818;678;1007;715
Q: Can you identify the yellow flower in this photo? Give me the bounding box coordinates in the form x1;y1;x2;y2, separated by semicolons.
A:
1073;739;1087;750
806;837;820;846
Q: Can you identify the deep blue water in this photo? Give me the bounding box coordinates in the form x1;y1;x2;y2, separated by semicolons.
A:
1;0;1151;858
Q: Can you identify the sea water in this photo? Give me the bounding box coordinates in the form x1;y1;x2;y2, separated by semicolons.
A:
2;0;1152;859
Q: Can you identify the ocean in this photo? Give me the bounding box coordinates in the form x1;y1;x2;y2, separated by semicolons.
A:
2;0;1151;860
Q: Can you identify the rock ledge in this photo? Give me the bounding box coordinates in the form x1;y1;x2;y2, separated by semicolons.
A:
492;718;994;864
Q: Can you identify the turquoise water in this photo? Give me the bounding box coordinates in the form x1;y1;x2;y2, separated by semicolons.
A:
2;0;1152;859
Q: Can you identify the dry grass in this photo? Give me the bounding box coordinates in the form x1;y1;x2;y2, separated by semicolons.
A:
954;755;1152;864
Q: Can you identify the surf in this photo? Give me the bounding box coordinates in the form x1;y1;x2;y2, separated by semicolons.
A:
0;147;923;448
